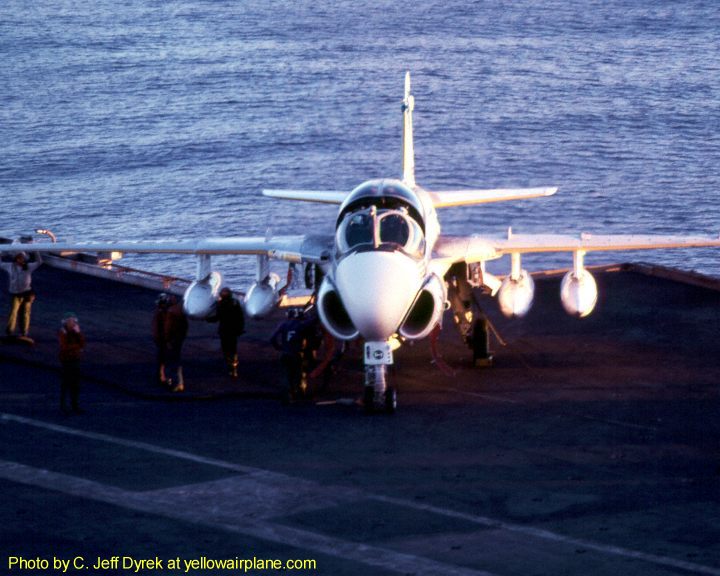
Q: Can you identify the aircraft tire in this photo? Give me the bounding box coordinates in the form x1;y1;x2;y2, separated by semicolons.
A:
363;387;375;414
385;387;397;414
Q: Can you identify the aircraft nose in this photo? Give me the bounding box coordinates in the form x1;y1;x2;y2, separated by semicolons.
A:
334;251;423;341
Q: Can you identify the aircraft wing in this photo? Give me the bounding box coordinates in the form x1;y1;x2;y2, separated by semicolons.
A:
428;187;557;208
495;233;720;254
262;189;349;204
0;235;335;264
263;187;558;207
435;232;720;263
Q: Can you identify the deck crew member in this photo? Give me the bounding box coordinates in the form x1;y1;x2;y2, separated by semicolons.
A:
270;308;313;404
210;287;245;378
152;293;188;392
1;251;42;340
58;312;85;414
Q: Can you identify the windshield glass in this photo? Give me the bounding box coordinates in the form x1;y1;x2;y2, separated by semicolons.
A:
344;212;374;248
379;213;410;246
336;208;425;258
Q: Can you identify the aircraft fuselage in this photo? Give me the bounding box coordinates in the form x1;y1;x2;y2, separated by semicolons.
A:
317;179;446;344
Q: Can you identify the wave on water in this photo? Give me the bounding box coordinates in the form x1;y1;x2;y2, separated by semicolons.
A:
1;0;718;287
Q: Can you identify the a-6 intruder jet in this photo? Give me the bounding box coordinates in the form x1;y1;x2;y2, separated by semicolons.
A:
4;72;720;412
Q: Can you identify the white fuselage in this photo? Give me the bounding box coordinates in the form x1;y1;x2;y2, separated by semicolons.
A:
317;179;445;344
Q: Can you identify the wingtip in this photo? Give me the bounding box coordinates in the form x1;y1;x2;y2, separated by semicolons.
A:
262;189;290;199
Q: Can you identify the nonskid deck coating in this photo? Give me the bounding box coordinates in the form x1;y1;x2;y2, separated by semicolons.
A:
0;263;719;575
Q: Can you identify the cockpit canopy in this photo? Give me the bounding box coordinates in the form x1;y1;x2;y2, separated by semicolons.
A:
337;179;425;232
336;206;425;259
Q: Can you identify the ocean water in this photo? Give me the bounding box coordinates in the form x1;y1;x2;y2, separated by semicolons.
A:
1;0;719;288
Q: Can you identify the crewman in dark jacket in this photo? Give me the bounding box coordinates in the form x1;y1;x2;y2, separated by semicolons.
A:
270;308;313;404
212;287;245;378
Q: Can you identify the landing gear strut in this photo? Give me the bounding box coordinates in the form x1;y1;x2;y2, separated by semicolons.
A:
363;365;396;414
471;316;493;367
446;262;495;367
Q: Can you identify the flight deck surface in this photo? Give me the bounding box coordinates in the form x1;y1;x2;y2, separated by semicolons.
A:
1;264;719;575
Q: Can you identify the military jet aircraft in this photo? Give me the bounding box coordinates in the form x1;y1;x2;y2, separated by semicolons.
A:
3;72;720;412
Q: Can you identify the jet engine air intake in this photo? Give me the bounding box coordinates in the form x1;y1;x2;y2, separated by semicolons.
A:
317;278;360;340
399;275;446;340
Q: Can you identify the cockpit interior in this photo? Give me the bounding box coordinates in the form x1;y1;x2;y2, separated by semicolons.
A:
336;207;425;258
335;179;426;259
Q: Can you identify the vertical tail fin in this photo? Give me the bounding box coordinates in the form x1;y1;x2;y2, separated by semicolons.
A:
402;71;416;188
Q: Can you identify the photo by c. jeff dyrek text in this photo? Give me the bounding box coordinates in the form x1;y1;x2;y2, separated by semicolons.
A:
6;555;319;574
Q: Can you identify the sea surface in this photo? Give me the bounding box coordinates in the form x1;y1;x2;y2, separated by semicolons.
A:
1;0;719;289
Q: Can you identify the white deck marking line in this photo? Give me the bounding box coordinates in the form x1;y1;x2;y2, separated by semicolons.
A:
3;412;719;576
447;389;661;431
369;494;720;576
446;388;521;404
577;413;659;432
0;412;263;472
0;459;495;576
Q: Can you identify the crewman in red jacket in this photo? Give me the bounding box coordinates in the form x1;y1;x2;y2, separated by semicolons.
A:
58;312;85;414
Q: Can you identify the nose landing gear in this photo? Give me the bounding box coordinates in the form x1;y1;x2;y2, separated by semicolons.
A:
363;365;396;414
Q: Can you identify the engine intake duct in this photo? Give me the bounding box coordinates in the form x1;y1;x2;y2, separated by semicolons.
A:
399;274;445;340
317;278;359;340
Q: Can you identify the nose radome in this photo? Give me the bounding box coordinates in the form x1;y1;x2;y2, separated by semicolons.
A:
334;251;423;341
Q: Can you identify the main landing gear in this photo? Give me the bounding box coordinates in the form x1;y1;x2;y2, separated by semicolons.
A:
446;263;495;367
470;315;493;367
